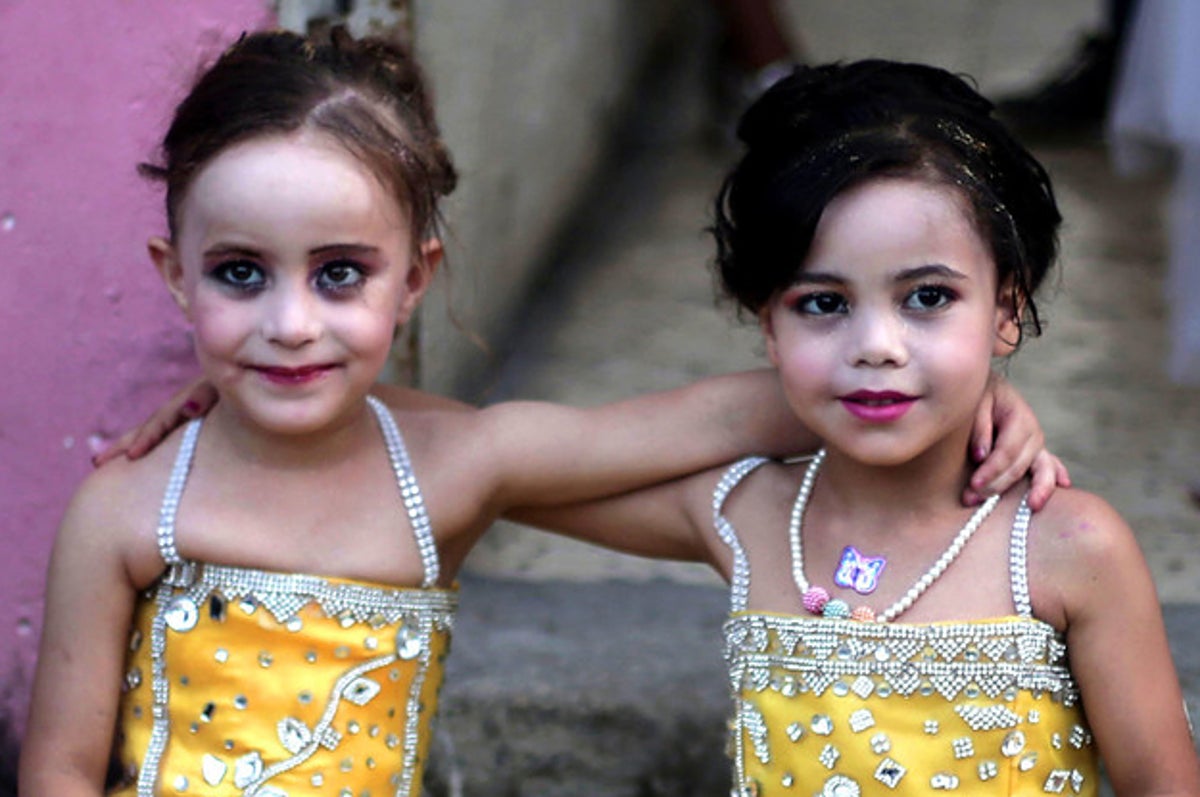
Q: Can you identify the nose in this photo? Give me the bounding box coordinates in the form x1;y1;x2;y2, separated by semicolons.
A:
849;308;908;368
261;280;321;348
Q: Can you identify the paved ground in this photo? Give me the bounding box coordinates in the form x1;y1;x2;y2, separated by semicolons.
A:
429;3;1200;794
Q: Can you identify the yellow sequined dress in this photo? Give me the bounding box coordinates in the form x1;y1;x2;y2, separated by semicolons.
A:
713;458;1098;796
112;397;457;797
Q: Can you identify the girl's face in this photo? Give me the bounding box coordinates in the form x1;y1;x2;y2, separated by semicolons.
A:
761;176;1018;467
149;130;438;437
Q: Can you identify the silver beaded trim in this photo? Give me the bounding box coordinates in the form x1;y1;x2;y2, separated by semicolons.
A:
398;611;437;796
137;578;178;797
367;396;440;589
713;457;771;614
1010;497;1033;618
724;613;1080;704
139;419;205;797
160;562;456;626
156;419;201;570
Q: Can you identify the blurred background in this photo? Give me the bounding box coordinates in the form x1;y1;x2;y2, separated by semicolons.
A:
2;1;1196;793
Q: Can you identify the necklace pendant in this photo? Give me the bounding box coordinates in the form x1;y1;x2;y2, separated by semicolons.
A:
833;545;886;595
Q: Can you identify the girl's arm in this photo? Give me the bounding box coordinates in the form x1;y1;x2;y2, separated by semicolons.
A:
97;373;1066;509
475;369;804;509
481;369;1067;513
1036;491;1200;796
508;468;720;564
19;471;140;796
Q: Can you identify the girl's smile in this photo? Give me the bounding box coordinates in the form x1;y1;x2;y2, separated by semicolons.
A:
839;390;918;422
249;363;341;386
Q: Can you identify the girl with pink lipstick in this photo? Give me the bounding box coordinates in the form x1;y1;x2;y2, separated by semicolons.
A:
509;61;1200;795
21;28;1066;797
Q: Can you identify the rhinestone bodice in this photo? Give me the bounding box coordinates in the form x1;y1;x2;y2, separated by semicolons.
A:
714;458;1098;796
111;398;457;797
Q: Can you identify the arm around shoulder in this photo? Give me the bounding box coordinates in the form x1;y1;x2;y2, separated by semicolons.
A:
481;369;814;510
1033;489;1200;796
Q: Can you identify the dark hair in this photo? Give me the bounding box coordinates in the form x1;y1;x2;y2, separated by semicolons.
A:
142;27;457;246
712;59;1061;339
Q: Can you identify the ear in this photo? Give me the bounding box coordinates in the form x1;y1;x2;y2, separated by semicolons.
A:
993;281;1022;356
396;237;443;325
148;237;190;318
759;304;782;367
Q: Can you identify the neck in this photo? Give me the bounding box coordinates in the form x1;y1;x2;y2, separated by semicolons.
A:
203;400;379;470
817;434;976;520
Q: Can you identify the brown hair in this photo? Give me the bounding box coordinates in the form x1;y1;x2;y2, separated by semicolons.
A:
142;27;457;247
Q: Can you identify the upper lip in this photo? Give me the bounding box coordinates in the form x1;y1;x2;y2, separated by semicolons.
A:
840;390;916;403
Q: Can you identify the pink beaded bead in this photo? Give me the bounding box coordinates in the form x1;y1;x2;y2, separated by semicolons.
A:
802;586;830;614
850;605;877;622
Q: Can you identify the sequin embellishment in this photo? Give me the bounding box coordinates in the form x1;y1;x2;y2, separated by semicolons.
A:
201;754;226;786
874;758;907;788
822;774;860;797
164;597;199;632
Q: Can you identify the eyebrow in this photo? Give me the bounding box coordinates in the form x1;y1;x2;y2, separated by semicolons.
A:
793;263;968;285
202;243;382;258
310;243;381;257
202;244;260;259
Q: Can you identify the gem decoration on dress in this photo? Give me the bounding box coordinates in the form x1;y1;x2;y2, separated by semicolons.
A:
789;449;1001;622
833;545;886;594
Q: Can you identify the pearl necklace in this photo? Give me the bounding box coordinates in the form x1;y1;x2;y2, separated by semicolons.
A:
789;449;1001;622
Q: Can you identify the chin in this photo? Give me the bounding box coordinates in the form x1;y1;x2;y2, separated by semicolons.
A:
825;436;936;468
232;396;361;436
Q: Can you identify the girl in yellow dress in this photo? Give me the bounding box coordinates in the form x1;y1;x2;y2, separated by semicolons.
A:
19;29;1062;797
516;61;1200;795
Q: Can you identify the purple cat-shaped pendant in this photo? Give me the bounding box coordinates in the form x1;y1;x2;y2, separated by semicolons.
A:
833;545;886;595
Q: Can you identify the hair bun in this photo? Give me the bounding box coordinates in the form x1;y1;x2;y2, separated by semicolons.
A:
737;60;995;151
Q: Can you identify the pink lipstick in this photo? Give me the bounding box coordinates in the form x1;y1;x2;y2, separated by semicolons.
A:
840;390;916;423
252;364;336;385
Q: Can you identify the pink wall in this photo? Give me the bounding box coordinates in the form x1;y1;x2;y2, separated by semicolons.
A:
0;0;276;722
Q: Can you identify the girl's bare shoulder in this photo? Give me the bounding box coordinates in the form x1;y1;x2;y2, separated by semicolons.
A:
1027;486;1135;563
1026;486;1146;624
370;383;481;444
64;424;192;580
81;425;188;516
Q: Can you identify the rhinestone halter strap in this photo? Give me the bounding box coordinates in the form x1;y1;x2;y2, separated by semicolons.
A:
789;449;1001;622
